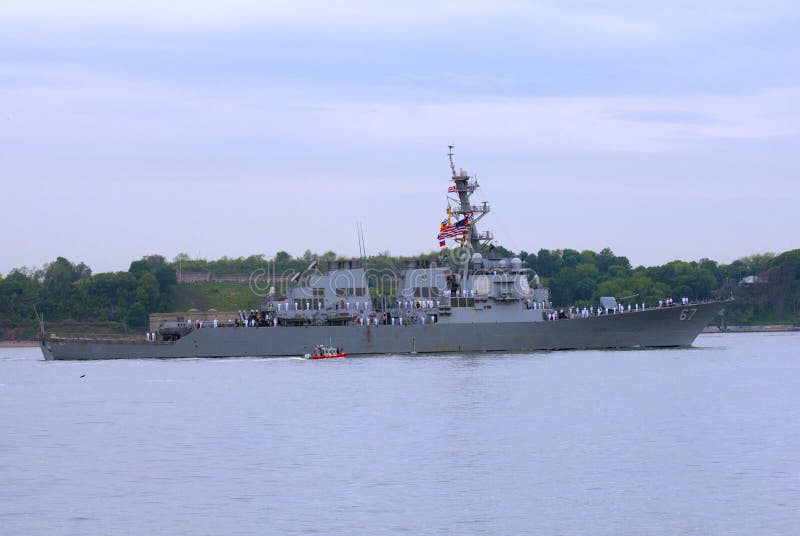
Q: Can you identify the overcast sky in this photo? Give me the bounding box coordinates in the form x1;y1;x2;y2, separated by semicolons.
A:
1;0;798;275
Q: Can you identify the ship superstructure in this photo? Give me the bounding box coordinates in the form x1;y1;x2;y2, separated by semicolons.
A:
261;146;550;329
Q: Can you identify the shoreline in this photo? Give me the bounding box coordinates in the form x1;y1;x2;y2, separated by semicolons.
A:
0;341;39;348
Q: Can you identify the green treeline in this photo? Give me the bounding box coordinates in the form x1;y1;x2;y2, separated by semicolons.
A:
1;247;798;340
0;255;176;339
520;248;799;325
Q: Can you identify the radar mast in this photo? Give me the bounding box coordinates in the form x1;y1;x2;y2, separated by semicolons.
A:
447;146;492;252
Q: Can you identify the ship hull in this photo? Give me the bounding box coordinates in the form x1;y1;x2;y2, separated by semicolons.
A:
41;301;727;360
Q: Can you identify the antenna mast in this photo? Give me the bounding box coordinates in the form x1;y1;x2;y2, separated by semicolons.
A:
33;305;45;342
448;145;457;179
356;223;367;261
447;146;492;252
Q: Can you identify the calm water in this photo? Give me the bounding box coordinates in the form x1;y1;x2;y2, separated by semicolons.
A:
1;333;798;535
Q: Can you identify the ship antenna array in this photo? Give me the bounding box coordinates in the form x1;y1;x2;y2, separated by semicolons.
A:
448;145;457;179
356;222;367;261
447;145;491;252
33;305;45;340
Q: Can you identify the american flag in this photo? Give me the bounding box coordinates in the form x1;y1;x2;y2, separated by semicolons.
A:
437;216;471;240
447;185;457;193
438;227;469;240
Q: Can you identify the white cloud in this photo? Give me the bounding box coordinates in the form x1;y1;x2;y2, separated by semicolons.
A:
1;0;797;42
2;63;798;164
310;89;800;152
0;0;522;30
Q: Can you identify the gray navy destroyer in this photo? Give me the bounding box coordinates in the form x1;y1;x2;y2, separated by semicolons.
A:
41;149;730;360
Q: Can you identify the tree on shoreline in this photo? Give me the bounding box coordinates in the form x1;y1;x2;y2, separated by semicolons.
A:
1;248;797;338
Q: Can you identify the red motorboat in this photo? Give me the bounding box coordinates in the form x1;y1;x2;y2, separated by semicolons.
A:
305;345;347;360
